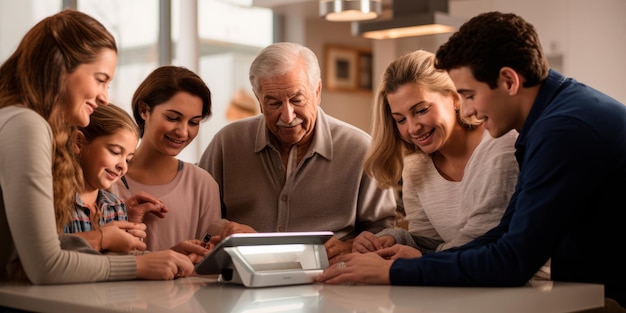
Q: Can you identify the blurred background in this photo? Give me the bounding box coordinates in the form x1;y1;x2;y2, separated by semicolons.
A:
1;0;624;164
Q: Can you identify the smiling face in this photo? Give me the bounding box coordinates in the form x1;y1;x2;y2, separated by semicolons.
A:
448;67;517;138
63;48;117;127
140;91;203;157
259;64;321;150
80;129;138;192
387;83;458;155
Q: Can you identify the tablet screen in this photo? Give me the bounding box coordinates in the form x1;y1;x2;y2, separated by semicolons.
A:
194;231;334;275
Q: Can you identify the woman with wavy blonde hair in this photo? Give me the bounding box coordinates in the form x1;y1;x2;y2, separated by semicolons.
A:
356;50;518;256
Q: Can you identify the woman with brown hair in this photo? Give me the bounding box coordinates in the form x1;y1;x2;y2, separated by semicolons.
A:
0;9;196;285
110;65;222;252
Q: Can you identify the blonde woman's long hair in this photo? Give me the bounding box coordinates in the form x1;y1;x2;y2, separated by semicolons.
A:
363;50;482;190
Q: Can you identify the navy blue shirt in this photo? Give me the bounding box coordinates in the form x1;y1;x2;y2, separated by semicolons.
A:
390;70;626;306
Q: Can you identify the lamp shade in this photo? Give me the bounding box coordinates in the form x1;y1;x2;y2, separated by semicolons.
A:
352;0;465;39
320;0;382;22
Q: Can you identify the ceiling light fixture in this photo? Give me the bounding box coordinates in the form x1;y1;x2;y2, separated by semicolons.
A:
320;0;382;22
352;0;465;39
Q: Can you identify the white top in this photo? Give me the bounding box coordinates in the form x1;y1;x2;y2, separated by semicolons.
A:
386;130;519;252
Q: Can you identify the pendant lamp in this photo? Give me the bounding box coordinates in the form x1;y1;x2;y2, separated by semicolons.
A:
320;0;382;22
352;0;465;39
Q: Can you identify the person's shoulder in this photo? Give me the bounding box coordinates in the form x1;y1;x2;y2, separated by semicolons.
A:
402;152;434;187
324;113;371;140
1;105;46;124
481;129;518;149
183;161;219;183
403;152;431;171
0;106;51;137
179;162;220;195
474;130;517;163
542;77;625;125
215;115;262;136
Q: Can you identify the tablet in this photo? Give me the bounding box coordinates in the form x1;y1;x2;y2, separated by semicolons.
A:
194;231;334;276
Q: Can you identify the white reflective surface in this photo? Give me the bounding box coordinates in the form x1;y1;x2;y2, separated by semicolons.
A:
0;276;604;313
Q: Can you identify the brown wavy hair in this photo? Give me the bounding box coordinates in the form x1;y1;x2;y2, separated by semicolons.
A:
0;9;117;232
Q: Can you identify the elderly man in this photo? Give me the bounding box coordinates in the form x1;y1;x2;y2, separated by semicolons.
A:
198;42;396;262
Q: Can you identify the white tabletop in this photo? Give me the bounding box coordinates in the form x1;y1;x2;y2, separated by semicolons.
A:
0;276;604;313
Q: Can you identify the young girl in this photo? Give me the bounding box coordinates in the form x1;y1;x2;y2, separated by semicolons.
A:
109;65;222;251
66;104;147;253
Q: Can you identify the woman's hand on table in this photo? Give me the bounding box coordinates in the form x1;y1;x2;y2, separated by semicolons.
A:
135;250;195;280
316;252;392;285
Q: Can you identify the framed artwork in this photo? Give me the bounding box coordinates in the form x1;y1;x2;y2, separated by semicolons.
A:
325;46;359;91
324;45;373;92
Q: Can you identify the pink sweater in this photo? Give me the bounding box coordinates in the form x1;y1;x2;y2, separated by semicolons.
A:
110;162;221;251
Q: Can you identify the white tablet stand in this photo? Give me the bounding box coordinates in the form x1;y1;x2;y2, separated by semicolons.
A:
195;232;333;287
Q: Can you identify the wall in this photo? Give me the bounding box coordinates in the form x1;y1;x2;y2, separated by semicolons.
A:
304;18;375;133
193;52;258;162
296;10;452;135
275;12;376;133
0;0;266;164
566;0;625;101
0;0;61;61
286;0;626;137
4;0;625;161
449;0;625;103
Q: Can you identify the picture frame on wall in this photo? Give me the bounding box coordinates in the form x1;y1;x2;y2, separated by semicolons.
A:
324;45;372;92
325;46;358;91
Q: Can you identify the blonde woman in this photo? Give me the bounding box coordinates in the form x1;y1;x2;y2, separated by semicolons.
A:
354;50;518;257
